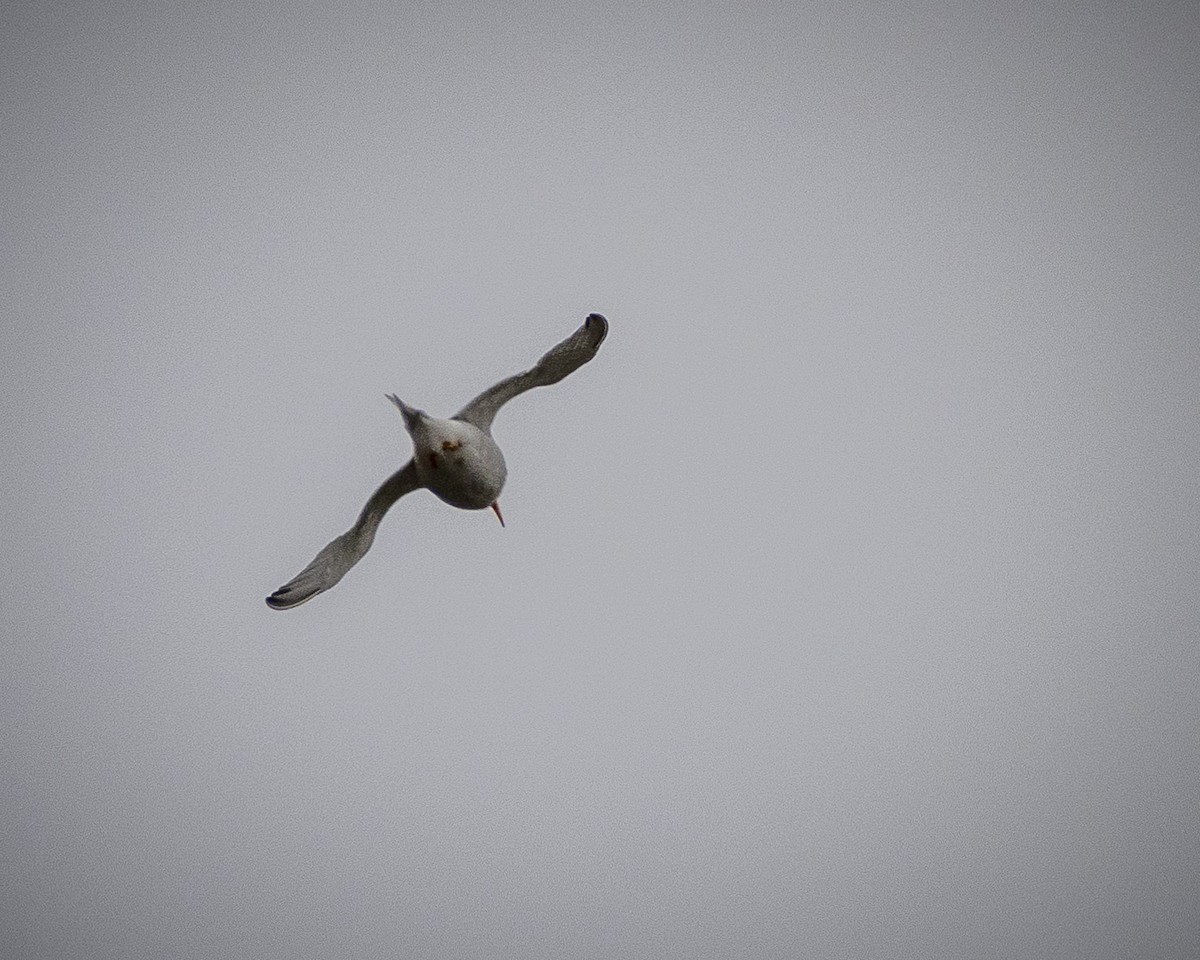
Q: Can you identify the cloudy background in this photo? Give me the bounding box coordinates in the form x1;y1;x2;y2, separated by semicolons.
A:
3;0;1198;957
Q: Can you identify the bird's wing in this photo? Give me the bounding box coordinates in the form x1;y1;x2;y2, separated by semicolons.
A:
454;313;608;433
265;459;421;610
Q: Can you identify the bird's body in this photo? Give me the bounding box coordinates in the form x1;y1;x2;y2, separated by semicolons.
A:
389;400;507;510
265;313;608;609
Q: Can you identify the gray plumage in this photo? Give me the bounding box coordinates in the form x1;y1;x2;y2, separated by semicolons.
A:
266;313;608;610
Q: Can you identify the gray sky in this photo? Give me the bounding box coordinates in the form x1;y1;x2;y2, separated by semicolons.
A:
3;0;1198;957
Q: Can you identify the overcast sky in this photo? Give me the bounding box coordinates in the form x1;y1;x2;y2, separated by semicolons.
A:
3;1;1199;957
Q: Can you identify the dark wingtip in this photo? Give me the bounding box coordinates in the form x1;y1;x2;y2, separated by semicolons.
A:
265;588;293;610
265;583;319;610
584;313;608;345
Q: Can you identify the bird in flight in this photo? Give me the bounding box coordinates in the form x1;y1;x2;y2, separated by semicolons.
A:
266;313;609;609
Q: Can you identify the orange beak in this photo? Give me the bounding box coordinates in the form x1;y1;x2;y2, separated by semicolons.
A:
490;501;505;527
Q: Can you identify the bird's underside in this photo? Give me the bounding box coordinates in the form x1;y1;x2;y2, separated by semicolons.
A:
265;313;608;610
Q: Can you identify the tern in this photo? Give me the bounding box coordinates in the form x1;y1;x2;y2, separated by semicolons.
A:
266;313;608;609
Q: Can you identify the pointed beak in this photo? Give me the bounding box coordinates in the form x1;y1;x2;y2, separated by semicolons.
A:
490;501;505;527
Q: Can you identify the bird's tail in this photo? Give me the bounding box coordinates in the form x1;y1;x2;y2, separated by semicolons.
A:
385;394;423;432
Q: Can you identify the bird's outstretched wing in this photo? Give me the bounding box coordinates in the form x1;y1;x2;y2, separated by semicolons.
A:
266;460;421;610
454;313;608;433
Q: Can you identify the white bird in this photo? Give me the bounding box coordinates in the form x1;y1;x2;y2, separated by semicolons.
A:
266;313;609;609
